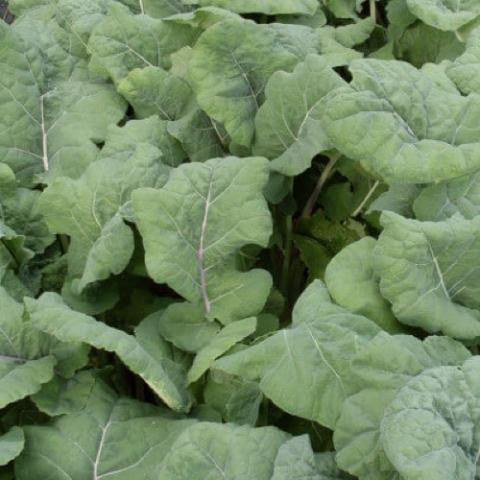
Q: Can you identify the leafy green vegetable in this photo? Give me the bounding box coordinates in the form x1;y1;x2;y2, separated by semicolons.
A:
4;1;480;478
322;58;480;184
133;156;273;323
375;212;480;339
26;293;191;411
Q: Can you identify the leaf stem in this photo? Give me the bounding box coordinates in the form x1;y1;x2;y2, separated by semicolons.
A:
301;154;340;219
370;0;376;23
280;178;294;297
351;180;380;217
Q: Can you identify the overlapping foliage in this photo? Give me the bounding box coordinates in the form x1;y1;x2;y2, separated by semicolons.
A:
2;0;480;478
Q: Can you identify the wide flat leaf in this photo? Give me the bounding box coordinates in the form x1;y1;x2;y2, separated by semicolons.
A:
447;28;480;95
204;371;263;425
406;0;480;31
0;166;53;255
413;171;480;221
325;237;402;333
25;293;192;412
118;66;226;161
188;317;256;383
374;212;480;339
0;428;24;467
381;357;480;480
322;58;480;184
395;23;464;68
142;0;191;18
118;66;192;120
0;23;126;185
181;0;318;15
158;422;289;479
159;302;221;353
0;288;88;409
88;3;197;84
188;19;298;146
272;435;350;479
334;333;471;479
254;54;345;176
133;156;273;323
215;281;380;429
39;117;171;291
15;372;195;480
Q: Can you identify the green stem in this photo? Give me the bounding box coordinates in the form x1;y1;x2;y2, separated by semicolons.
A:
301;154;340;219
280;214;293;297
280;178;294;297
351;180;380;217
370;0;376;23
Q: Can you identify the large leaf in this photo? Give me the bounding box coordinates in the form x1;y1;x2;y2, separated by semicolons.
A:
254;54;345;176
133;156;273;323
325;237;402;333
187;317;256;383
272;435;351;479
447;28;480;95
15;372;196;480
0;428;24;467
406;0;480;31
322;58;480;184
334;333;471;479
0;23;126;185
215;281;380;429
0;165;53;255
158;422;289;479
413;171;480;221
159;302;222;353
118;66;226;161
381;357;480;480
188;19;298;146
181;0;318;15
0;288;88;409
38;117;171;292
88;3;197;84
374;212;480;339
25;293;192;412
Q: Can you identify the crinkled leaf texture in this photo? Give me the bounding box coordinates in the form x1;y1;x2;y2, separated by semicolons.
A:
38;117;171;292
25;293;192;412
88;2;197;84
0;288;88;409
181;0;318;15
406;0;480;31
374;212;480;339
133;156;273;324
0;22;126;185
215;280;380;429
15;371;196;480
322;58;480;184
381;357;480;480
188;19;298;146
254;54;345;176
334;332;471;479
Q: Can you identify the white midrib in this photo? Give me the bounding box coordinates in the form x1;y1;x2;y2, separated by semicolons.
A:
427;242;451;300
40;94;49;171
198;176;214;314
0;354;25;363
93;414;113;480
